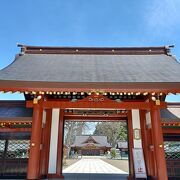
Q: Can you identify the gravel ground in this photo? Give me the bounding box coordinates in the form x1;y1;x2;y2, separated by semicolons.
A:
101;158;129;173
63;158;80;170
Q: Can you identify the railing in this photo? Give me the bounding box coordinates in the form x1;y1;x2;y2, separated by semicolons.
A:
164;141;180;178
0;132;30;178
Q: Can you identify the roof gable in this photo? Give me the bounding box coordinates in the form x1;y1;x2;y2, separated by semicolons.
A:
72;135;111;147
82;135;99;144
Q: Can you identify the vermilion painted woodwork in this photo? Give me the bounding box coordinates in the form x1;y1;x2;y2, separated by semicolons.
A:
139;110;151;177
64;112;127;117
20;45;168;55
1;80;180;94
27;102;43;180
44;109;52;176
39;109;53;178
26;100;167;110
65;115;127;121
0;117;32;122
162;128;180;134
162;122;180;126
146;128;157;178
56;109;64;177
127;110;134;179
150;105;168;180
39;117;46;177
0;128;31;132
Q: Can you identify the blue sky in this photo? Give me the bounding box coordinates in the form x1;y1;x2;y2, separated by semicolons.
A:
0;0;180;101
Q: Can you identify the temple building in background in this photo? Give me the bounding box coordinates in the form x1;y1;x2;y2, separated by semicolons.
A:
71;135;111;156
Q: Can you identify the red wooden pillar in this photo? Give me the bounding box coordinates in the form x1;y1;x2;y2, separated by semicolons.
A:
139;110;158;178
139;110;149;175
127;110;134;180
150;105;168;180
27;102;43;180
146;118;157;178
56;109;65;178
40;109;52;178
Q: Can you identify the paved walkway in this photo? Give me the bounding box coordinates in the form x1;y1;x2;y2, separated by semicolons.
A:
63;158;128;174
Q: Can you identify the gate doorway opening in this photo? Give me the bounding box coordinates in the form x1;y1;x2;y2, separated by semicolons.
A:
62;112;129;175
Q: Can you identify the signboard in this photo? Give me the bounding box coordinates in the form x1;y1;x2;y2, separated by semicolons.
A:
132;148;147;179
133;128;141;140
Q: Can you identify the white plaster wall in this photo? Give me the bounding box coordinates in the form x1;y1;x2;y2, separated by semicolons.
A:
132;109;142;148
48;109;60;174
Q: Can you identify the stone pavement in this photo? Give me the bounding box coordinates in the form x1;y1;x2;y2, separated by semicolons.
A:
63;158;128;174
62;158;128;179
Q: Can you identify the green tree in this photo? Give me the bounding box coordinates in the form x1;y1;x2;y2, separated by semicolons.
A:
117;125;127;141
93;122;127;147
64;121;89;146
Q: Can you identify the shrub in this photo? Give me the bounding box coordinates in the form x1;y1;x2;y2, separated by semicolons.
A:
110;148;117;159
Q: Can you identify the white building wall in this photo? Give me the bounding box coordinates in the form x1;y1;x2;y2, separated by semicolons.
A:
48;109;60;174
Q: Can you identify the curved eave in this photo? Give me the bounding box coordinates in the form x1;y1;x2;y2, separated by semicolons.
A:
0;80;180;93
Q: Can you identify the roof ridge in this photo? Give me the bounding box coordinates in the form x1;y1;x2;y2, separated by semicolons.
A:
17;44;174;55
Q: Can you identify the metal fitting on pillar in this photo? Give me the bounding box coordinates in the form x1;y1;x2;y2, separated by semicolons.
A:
33;95;42;104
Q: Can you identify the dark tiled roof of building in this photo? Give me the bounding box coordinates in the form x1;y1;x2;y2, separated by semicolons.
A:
160;104;180;123
116;141;128;149
71;135;111;148
0;46;180;84
0;101;33;120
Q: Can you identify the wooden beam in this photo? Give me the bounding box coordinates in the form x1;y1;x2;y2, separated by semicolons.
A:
1;80;180;93
0;128;31;132
21;45;168;55
162;128;180;134
27;100;167;110
64;112;127;116
0;117;32;122
64;115;127;121
162;121;180;126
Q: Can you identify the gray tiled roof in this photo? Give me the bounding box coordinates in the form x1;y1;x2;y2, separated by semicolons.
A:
71;135;111;147
160;108;180;122
117;141;128;149
0;101;33;119
0;54;180;82
0;107;33;118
